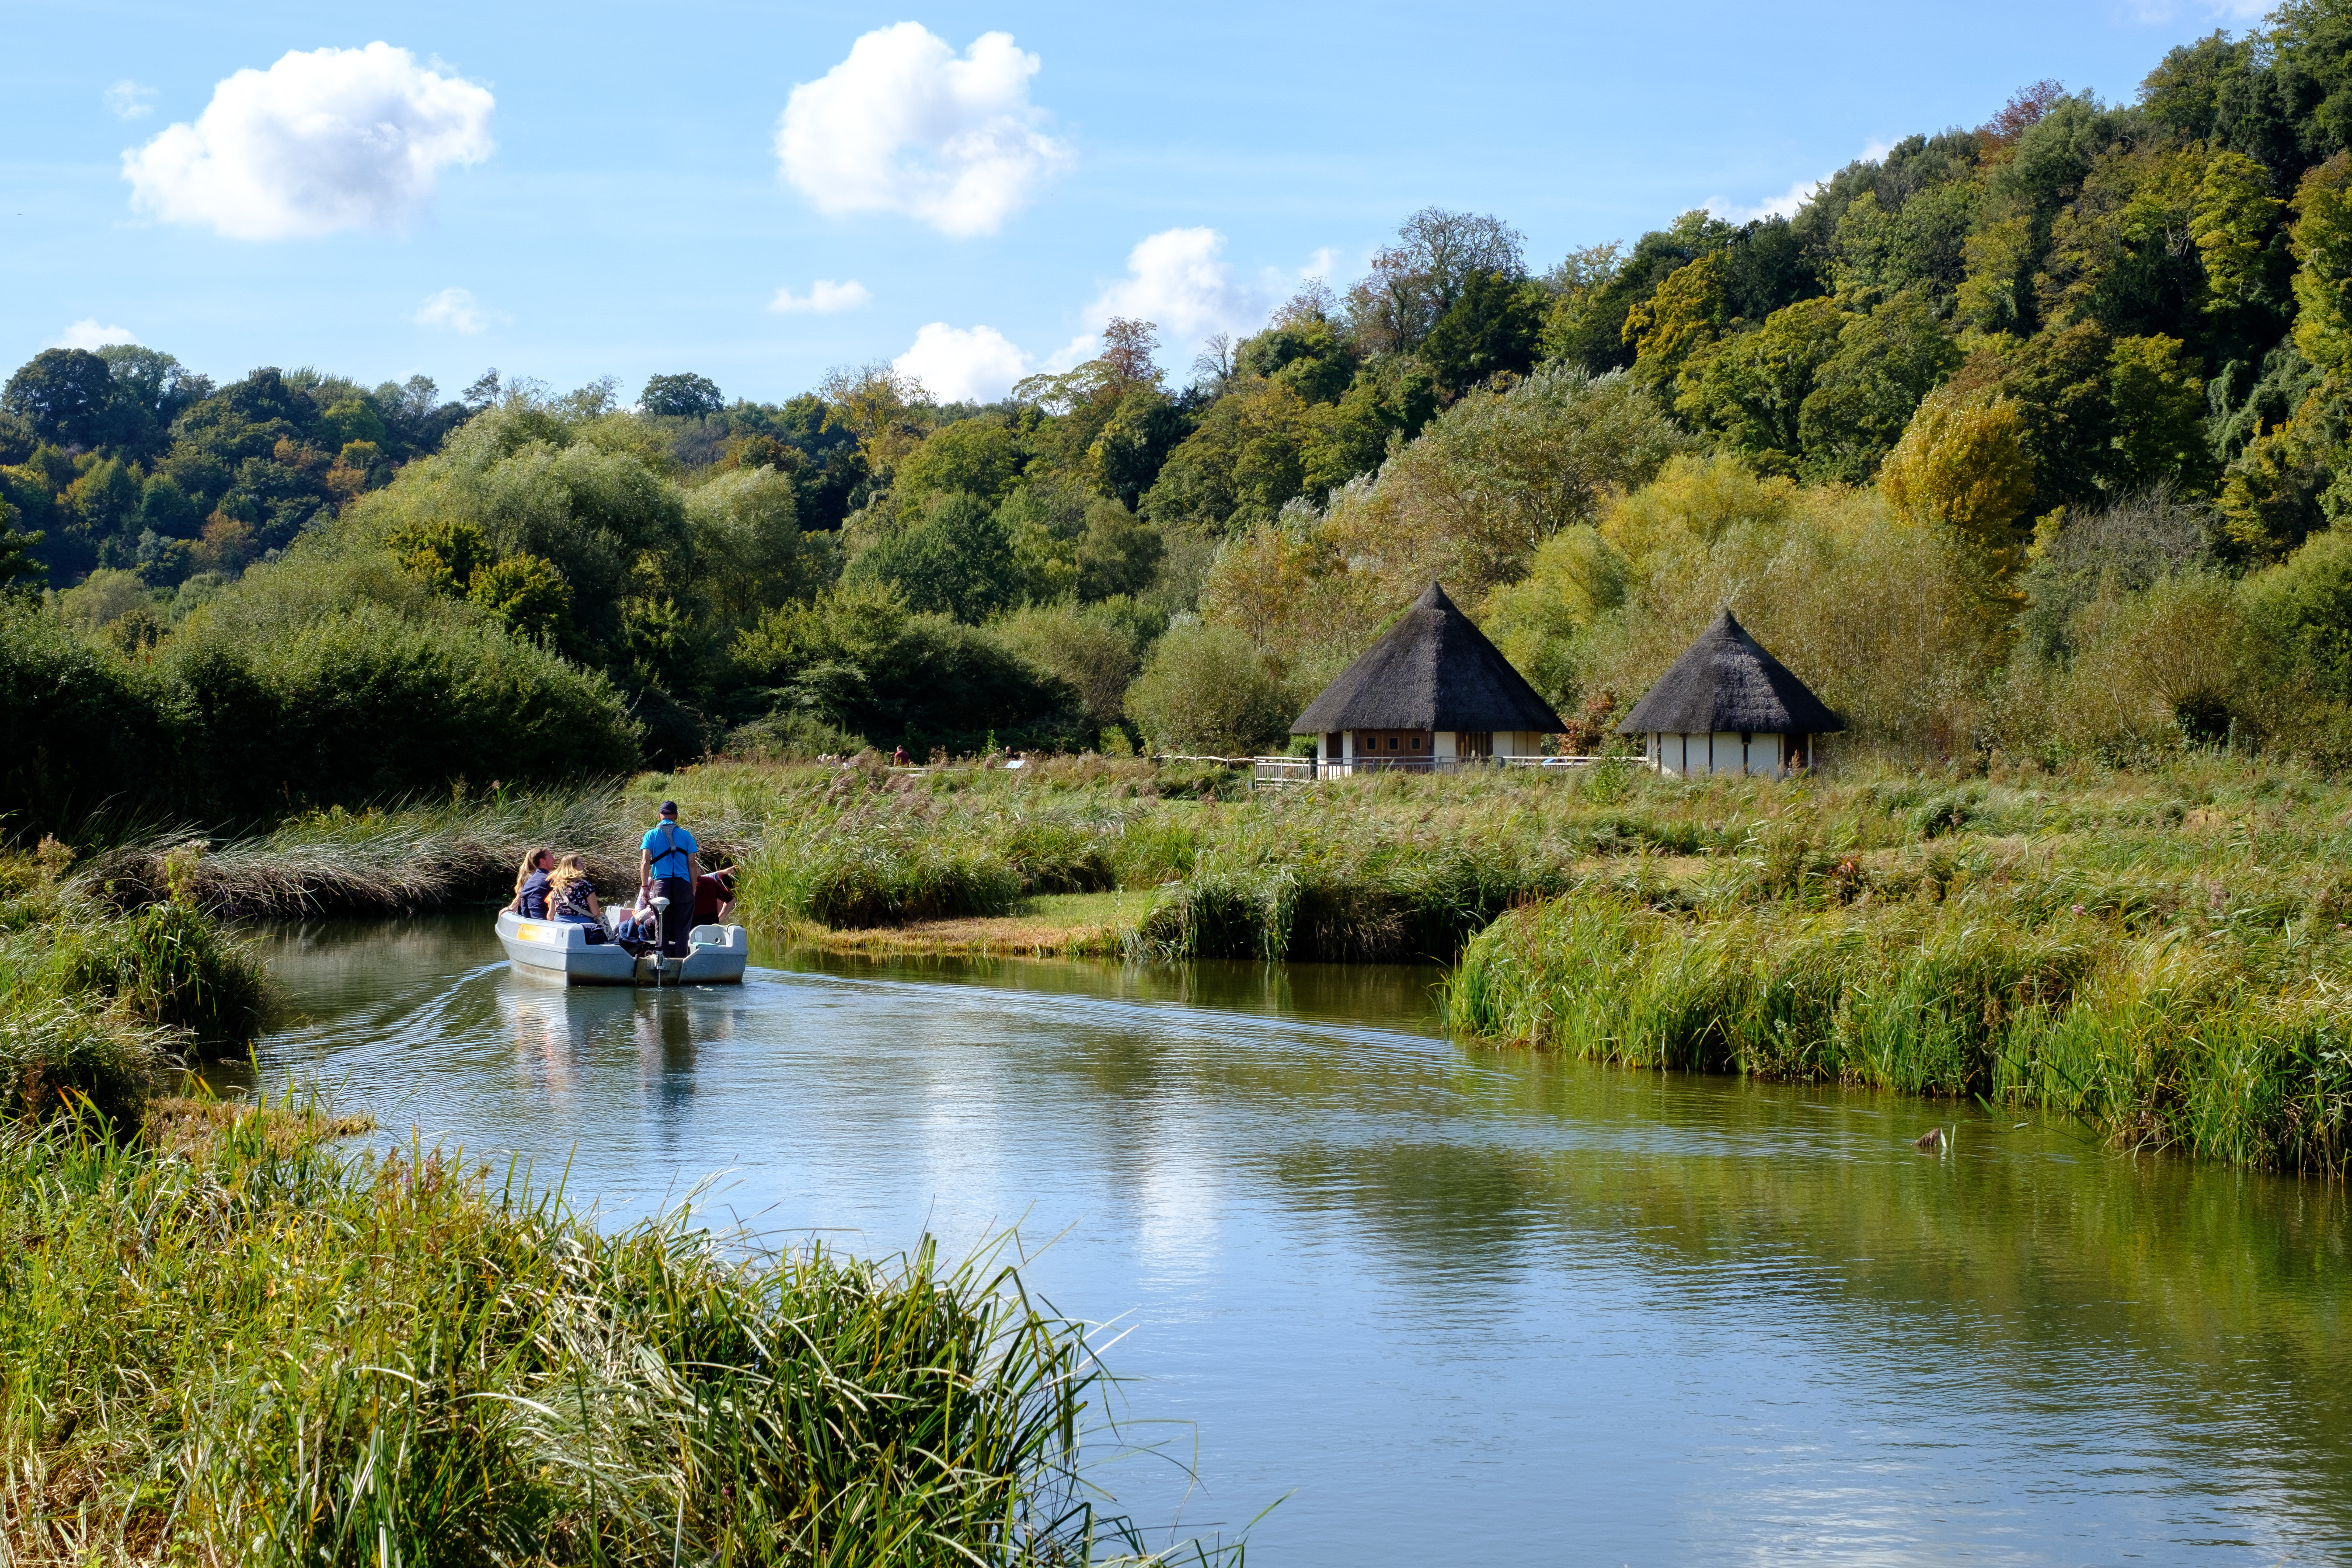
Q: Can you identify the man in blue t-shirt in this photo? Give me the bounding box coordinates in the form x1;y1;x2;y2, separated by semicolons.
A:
638;800;700;957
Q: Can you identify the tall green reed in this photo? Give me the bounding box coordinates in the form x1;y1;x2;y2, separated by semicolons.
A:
1;1105;1192;1565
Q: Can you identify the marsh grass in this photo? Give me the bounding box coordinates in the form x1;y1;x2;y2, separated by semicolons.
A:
87;752;2352;1172
1443;878;2352;1172
0;1101;1198;1566
82;785;648;918
0;850;272;1122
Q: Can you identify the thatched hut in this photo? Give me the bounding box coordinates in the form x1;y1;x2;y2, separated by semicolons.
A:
1290;582;1565;773
1616;610;1841;778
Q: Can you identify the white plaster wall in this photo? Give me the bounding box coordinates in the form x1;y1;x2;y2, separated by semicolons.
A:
1435;730;1458;760
1649;732;1794;779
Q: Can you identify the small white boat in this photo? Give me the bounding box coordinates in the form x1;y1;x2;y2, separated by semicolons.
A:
495;909;750;986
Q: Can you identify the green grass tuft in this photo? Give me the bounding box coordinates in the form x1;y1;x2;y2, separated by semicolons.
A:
0;1105;1188;1565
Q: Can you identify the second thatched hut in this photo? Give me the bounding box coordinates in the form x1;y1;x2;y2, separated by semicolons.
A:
1615;610;1842;778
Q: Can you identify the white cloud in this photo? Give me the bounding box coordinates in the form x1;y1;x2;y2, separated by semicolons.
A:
53;319;138;350
893;322;1030;401
768;278;872;314
1706;139;1895;225
103;80;157;121
122;42;495;240
1049;226;1320;369
1707;177;1822;225
775;23;1072;237
2127;0;2267;20
414;286;489;334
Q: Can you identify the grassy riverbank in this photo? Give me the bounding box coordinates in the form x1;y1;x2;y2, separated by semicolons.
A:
0;842;272;1122
0;1101;1136;1565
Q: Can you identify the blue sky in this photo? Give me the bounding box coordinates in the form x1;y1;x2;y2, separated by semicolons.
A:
0;0;2269;408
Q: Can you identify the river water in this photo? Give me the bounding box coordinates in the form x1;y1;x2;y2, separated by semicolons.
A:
243;915;2352;1565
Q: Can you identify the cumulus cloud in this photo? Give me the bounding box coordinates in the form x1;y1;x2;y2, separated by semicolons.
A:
53;319;138;350
414;286;489;334
776;23;1072;237
122;42;495;240
1048;226;1322;369
768;278;872;314
893;323;1030;402
2126;0;2267;19
1707;139;1893;225
103;80;157;120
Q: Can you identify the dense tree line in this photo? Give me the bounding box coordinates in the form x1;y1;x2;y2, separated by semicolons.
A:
19;0;2352;824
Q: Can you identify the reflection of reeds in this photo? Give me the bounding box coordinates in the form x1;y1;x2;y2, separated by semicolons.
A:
1;1104;1178;1565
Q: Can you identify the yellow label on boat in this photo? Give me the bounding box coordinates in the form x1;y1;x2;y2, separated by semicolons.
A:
516;924;541;941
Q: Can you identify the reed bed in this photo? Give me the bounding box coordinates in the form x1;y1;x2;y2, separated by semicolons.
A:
0;848;273;1120
1443;871;2352;1172
82;785;645;918
0;1101;1179;1566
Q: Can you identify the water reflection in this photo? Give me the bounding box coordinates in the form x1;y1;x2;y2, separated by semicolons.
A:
244;915;2352;1565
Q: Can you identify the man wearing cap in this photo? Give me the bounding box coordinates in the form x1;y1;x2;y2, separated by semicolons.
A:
638;800;700;958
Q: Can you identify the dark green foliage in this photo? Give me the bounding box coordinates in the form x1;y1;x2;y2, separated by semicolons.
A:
734;583;1082;756
0;596;639;833
0;602;174;832
638;372;724;418
846;491;1021;622
1421;270;1547;394
1;350;121;450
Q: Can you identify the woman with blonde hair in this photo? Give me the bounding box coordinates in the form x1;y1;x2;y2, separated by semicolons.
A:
501;847;555;918
547;854;607;941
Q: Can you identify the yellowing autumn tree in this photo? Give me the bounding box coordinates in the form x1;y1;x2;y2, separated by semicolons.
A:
1877;387;2037;592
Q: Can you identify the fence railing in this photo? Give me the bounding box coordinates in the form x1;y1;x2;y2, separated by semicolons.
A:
1249;753;1648;784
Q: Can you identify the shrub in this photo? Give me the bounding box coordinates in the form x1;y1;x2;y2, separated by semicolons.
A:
160;601;640;822
0;602;172;833
1125;622;1293;755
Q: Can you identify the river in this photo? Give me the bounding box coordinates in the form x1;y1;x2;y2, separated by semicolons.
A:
242;914;2352;1565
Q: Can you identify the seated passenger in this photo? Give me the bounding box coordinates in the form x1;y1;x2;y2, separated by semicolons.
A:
502;847;555;918
613;885;655;949
693;865;737;926
547;855;607;942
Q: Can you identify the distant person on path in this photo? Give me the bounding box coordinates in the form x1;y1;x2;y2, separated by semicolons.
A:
693;865;736;926
638;800;699;958
893;745;910;766
502;847;555;918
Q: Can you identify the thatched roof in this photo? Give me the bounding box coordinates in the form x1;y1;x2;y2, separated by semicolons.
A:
1616;610;1843;736
1292;582;1565;735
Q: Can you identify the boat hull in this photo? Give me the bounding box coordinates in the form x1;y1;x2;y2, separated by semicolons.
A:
496;910;749;986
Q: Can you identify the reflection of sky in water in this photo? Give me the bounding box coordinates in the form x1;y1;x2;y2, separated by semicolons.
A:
244;916;2352;1566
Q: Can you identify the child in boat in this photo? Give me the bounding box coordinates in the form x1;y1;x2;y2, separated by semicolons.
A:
547;855;608;942
613;885;656;949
